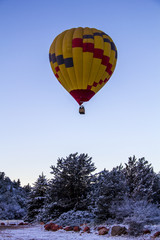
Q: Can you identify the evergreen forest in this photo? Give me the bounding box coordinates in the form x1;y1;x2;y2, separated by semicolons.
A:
0;153;160;226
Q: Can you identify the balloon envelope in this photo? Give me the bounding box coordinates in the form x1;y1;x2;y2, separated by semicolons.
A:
49;27;117;105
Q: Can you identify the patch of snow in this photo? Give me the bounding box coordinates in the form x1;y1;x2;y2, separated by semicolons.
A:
0;224;160;240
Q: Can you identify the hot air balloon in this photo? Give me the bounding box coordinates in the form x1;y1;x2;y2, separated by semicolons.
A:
49;27;117;114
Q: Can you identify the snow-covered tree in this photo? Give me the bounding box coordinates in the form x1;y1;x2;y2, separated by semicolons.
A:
23;183;32;194
46;153;96;219
0;172;27;219
151;172;160;205
124;156;158;202
25;173;48;222
95;165;127;222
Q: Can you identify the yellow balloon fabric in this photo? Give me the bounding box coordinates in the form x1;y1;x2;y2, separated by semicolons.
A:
49;27;117;105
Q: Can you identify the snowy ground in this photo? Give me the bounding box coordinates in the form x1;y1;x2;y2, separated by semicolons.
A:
0;224;160;240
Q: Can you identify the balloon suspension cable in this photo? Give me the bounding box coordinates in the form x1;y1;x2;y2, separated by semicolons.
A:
79;105;85;114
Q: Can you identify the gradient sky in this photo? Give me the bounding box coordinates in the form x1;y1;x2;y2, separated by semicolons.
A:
0;0;160;186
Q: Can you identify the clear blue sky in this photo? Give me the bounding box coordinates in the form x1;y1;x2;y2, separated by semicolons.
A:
0;0;160;186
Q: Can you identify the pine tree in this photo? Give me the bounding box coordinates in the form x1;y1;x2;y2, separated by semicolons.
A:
94;165;127;222
0;172;27;219
124;156;156;201
46;153;96;219
23;183;32;194
150;172;160;205
26;173;48;222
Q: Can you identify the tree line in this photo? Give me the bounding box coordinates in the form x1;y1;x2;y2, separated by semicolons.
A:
0;153;160;225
